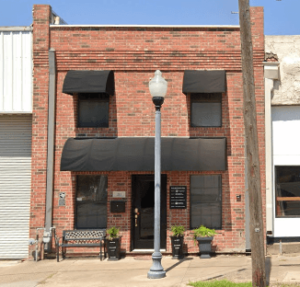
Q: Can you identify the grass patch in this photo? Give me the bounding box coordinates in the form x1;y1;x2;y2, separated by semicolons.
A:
188;280;252;287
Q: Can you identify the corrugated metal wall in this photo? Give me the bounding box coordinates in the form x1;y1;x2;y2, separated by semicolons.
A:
0;30;32;113
0;115;32;259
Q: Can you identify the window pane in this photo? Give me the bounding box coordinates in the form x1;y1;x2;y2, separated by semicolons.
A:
191;175;222;229
191;203;222;229
191;94;222;127
275;166;300;217
78;94;109;127
76;175;107;229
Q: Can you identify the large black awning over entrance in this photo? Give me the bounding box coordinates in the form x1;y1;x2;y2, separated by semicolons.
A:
62;70;115;95
182;70;226;94
60;137;227;172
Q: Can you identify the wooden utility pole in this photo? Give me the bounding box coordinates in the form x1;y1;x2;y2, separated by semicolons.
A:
238;1;266;287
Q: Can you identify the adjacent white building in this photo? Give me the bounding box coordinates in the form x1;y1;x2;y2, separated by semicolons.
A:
0;27;32;258
265;36;300;239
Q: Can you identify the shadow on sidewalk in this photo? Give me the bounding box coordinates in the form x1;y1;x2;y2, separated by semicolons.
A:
165;257;193;272
266;256;271;286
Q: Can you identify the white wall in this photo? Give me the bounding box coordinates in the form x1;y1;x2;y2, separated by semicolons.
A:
272;106;300;165
272;106;300;237
0;30;32;113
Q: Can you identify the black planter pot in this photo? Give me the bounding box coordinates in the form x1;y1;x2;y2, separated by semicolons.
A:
106;238;120;261
196;236;213;259
170;236;184;259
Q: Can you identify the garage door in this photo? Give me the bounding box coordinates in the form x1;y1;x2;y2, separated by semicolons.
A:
0;115;32;259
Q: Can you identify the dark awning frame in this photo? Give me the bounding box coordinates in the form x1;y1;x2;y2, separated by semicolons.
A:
62;70;115;95
182;70;226;94
60;137;227;172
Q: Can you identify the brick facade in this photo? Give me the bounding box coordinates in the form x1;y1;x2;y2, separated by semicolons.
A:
30;5;265;257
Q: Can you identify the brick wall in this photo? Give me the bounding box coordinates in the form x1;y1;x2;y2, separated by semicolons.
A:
30;5;265;256
30;5;51;250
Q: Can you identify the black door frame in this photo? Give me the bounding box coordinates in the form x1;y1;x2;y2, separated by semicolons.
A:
131;174;167;250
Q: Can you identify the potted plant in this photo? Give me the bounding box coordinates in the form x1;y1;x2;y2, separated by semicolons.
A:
193;225;217;259
170;225;185;259
106;226;120;261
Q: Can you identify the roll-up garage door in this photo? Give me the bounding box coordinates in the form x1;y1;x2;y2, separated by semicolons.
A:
0;115;32;259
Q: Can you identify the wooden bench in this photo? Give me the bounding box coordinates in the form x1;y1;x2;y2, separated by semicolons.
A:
55;229;106;262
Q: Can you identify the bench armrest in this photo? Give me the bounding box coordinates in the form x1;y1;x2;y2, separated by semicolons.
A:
54;235;62;247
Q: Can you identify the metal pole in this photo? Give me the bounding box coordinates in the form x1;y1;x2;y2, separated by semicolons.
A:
148;100;166;279
45;48;56;252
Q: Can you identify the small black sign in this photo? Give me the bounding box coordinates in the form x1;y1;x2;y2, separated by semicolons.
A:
170;186;187;209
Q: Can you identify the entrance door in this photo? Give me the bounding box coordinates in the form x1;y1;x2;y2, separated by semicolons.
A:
132;175;167;250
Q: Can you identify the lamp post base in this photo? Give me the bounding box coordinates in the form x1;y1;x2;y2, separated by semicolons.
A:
147;252;166;279
147;270;166;279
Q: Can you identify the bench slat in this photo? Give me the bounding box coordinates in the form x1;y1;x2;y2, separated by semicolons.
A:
60;243;101;247
64;238;105;241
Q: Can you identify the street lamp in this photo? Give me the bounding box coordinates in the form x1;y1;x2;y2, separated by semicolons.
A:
147;70;167;279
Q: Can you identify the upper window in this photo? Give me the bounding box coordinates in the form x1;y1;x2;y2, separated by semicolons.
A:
191;93;222;127
190;175;222;229
78;93;109;128
275;166;300;218
76;175;107;229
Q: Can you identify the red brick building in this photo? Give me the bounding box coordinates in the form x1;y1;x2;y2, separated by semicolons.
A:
30;4;265;257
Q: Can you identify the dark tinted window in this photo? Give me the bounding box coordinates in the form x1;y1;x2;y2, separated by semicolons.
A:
191;93;222;127
275;166;300;217
190;175;222;229
78;93;109;127
76;175;107;229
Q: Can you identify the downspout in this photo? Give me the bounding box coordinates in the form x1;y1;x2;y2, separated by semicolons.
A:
263;61;279;237
44;48;56;252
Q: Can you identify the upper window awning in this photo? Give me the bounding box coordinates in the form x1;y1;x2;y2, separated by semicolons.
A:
182;70;226;94
62;70;115;95
60;137;227;172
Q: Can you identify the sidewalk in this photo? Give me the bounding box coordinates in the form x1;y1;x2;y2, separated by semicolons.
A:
0;254;300;287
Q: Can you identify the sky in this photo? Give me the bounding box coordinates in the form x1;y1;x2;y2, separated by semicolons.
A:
0;0;299;35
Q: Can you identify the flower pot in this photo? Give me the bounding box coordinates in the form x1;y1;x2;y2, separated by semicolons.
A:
170;236;184;259
196;236;214;259
106;238;120;261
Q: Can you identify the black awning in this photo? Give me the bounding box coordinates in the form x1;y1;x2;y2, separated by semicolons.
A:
62;70;115;95
182;70;226;94
60;137;227;172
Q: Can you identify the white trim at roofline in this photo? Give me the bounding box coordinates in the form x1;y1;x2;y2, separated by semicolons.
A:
0;26;32;32
50;24;240;29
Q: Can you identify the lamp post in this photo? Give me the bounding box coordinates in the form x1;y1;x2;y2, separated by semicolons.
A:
147;70;167;279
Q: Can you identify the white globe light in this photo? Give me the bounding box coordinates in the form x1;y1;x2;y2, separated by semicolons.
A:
149;70;168;98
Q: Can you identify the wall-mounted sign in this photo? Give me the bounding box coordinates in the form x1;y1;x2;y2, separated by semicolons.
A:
113;191;126;198
59;192;66;206
170;186;187;209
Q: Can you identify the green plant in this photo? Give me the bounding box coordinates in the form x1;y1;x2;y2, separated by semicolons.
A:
193;225;217;244
107;226;119;240
170;225;185;237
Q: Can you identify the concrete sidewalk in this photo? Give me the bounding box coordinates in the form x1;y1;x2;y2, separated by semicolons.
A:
0;254;300;287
